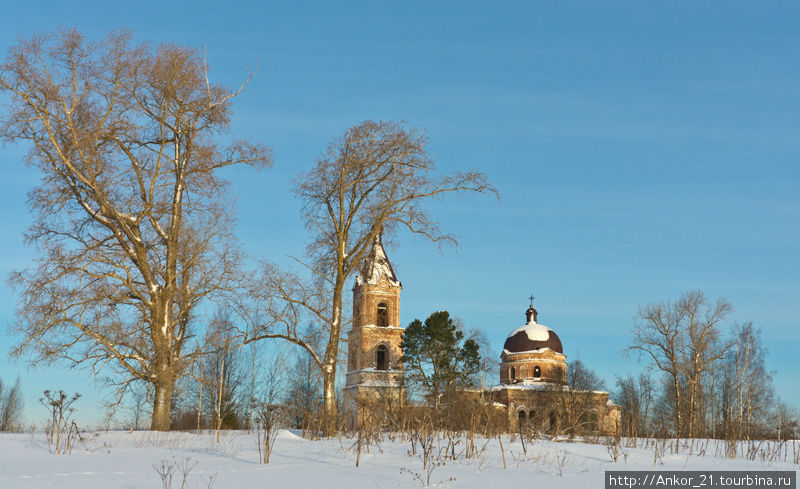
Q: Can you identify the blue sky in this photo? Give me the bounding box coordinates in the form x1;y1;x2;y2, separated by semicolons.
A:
1;1;798;425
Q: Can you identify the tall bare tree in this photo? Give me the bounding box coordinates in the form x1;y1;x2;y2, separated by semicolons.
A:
719;322;774;440
627;290;731;437
0;376;24;432
240;120;496;435
0;29;271;430
613;373;654;437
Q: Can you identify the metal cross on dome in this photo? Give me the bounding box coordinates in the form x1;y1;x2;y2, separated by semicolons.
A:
528;294;535;306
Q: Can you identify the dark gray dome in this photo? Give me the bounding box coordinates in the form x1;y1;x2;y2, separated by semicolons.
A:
503;307;563;354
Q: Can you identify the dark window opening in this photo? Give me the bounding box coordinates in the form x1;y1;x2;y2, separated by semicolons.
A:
376;302;388;327
376;344;388;370
549;411;558;432
510;367;515;381
518;410;527;428
533;366;541;378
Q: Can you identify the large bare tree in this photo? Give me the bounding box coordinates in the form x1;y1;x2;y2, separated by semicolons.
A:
719;322;774;440
0;29;271;430
627;290;731;437
239;120;496;435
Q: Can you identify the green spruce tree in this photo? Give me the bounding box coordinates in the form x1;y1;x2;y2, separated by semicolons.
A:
401;311;481;410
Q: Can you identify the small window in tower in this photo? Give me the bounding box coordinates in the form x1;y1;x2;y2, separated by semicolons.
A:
376;344;388;370
376;302;388;327
534;366;541;378
510;367;516;380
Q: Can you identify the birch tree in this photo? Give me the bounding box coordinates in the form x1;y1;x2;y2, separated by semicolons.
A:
627;290;731;437
241;120;496;435
720;322;773;439
0;29;271;430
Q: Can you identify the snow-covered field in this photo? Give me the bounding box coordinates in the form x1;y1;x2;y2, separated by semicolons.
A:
0;430;796;488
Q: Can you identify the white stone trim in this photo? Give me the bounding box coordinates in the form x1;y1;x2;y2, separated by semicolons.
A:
361;324;404;330
343;381;405;389
503;358;565;366
346;368;403;374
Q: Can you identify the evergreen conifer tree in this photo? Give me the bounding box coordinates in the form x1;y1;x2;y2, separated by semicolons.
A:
401;311;481;410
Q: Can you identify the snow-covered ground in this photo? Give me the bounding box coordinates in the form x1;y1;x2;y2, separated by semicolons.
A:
0;430;796;488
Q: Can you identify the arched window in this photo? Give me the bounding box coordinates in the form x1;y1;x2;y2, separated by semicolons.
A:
376;302;388;327
549;411;558;432
510;367;516;381
533;366;541;378
376;344;388;370
518;410;527;428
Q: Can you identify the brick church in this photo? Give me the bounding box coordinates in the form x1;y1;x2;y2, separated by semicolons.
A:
343;234;620;434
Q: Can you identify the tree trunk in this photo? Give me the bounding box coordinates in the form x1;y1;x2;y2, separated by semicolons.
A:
249;341;256;432
322;363;337;436
151;380;174;431
217;348;226;443
197;359;204;430
150;299;176;432
673;375;683;436
320;277;343;437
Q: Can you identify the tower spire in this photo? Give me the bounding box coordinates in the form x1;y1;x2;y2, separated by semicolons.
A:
525;293;538;323
358;229;400;287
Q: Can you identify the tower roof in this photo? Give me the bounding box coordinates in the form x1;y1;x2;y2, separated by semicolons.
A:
502;305;563;354
356;232;401;287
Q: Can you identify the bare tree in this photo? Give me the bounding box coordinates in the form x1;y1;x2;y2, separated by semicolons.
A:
613;373;654;438
0;29;271;430
569;359;607;392
254;402;285;464
285;346;323;435
548;360;607;437
125;382;151;431
627;290;731;437
204;314;248;433
240;120;496;434
465;326;498;391
41;390;81;454
0;376;24;432
719;322;774;440
683;293;732;436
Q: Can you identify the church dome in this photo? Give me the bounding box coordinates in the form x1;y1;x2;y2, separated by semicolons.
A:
502;306;563;354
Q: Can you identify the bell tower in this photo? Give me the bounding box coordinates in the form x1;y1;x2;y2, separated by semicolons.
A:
343;232;406;428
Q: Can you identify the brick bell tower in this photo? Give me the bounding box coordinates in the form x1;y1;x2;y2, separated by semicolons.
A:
343;231;406;428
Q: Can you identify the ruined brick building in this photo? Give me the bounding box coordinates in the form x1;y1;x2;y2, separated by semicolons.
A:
487;303;621;434
343;234;620;434
342;233;405;427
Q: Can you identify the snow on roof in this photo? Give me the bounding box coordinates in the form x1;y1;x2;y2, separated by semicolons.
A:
502;347;551;355
489;383;612;395
508;321;552;342
488;382;563;391
356;232;400;287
